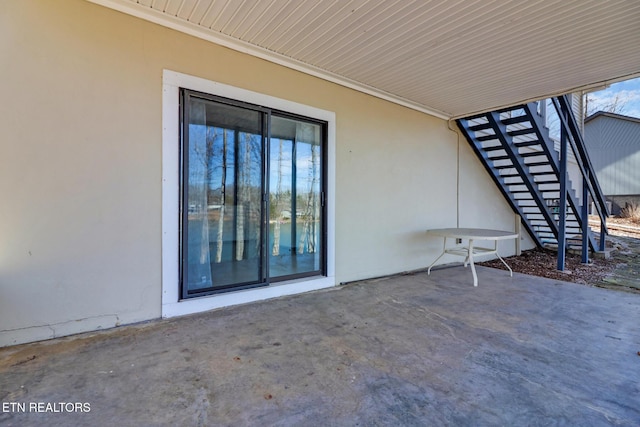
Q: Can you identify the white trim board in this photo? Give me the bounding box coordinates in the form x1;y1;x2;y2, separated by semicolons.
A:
161;70;336;318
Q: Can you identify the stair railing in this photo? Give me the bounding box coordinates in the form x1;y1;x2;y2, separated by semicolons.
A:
550;95;608;252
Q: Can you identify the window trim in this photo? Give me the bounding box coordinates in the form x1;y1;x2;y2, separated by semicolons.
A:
162;70;335;318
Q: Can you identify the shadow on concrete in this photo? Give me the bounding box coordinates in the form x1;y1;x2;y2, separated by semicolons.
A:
1;266;639;426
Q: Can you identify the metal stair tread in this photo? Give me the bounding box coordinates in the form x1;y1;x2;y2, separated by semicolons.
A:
476;134;499;142
468;122;491;132
507;128;536;137
501;115;529;126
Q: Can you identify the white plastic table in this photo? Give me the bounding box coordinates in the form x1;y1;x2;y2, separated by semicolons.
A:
426;228;519;287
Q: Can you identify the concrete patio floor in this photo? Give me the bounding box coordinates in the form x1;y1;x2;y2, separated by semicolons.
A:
1;266;639;426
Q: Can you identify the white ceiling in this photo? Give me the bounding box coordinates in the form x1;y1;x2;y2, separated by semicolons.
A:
90;0;640;119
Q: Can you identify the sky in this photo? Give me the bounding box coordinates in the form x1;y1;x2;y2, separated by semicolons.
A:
585;76;640;119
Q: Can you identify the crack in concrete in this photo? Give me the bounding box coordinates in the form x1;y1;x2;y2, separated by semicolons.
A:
3;314;121;334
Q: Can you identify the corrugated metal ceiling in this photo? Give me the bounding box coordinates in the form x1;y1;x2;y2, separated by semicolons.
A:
91;0;640;119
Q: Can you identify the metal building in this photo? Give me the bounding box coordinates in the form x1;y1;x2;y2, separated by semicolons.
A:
584;112;640;215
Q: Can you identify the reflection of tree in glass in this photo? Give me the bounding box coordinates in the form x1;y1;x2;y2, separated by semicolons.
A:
236;132;261;261
272;139;284;256
215;129;227;263
190;125;219;268
299;144;319;254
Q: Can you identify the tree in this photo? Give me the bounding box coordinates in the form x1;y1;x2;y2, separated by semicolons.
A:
584;92;628;117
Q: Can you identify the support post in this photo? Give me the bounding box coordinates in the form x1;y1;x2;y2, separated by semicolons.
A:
581;176;589;264
557;109;568;271
515;213;521;256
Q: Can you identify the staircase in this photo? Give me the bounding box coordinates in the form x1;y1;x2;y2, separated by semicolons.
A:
457;95;608;266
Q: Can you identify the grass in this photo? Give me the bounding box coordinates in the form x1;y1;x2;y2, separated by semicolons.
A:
620;202;640;224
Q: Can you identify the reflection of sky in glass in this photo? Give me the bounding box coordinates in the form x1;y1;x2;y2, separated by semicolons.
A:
270;138;320;193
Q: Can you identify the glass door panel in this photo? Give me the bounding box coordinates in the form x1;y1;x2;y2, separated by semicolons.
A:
269;116;322;279
183;95;264;295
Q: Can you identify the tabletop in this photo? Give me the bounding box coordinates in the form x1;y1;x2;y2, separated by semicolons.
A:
426;228;519;240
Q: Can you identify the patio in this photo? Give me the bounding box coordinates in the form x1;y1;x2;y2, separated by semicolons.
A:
1;265;639;426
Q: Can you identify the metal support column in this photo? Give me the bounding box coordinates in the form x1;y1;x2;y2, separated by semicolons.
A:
557;109;568;271
581;176;589;264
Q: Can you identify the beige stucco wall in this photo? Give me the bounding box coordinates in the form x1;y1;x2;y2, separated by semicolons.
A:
0;0;531;346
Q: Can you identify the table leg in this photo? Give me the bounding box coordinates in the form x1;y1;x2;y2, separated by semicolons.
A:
468;239;478;287
495;253;513;276
427;237;448;275
492;240;513;276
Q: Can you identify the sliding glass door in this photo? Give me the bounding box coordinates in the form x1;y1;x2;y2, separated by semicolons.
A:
181;90;325;298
